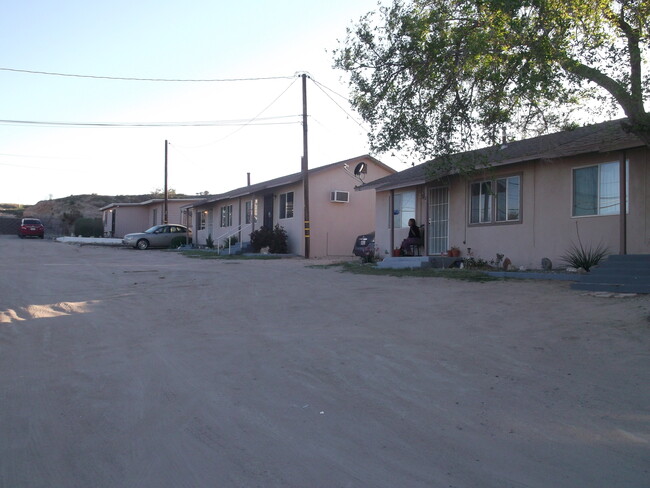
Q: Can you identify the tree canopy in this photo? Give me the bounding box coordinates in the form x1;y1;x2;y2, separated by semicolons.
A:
334;0;650;160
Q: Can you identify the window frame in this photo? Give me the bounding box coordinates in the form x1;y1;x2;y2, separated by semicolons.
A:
279;192;294;219
245;199;258;225
390;190;416;228
469;173;522;226
572;161;629;217
220;204;233;227
198;211;207;230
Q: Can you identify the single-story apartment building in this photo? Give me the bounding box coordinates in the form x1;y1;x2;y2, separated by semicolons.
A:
101;198;205;238
361;119;649;269
188;155;395;257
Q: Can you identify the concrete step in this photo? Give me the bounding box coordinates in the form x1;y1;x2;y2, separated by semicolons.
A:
570;253;650;294
571;282;650;294
578;271;650;282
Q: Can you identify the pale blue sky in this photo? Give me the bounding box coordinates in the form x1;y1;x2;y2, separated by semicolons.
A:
0;0;407;204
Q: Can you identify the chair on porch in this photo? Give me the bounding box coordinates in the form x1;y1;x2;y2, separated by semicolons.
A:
406;225;425;256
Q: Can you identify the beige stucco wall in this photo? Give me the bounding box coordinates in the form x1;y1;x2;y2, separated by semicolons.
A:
103;200;196;238
103;206;149;238
309;161;391;257
375;147;649;269
192;156;394;256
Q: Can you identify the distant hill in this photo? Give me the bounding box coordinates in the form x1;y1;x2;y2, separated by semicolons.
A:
0;193;194;235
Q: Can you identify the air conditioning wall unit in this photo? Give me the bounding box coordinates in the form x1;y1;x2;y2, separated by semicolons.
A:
330;191;350;203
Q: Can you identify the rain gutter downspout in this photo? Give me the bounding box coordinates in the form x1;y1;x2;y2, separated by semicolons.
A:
390;189;395;252
620;150;627;255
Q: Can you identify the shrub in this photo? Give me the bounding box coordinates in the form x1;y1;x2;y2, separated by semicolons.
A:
73;218;103;237
463;257;491;269
250;225;288;253
250;226;273;252
561;242;608;271
269;224;288;254
170;236;191;248
223;235;238;248
205;233;214;249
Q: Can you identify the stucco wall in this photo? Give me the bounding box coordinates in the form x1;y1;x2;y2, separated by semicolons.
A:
105;207;149;238
193;157;394;257
309;160;392;257
375;146;649;269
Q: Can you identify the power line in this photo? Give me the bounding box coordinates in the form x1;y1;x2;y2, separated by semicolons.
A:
310;78;367;132
0;67;296;83
0;116;302;129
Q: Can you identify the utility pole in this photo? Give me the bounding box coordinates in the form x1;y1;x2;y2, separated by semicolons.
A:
164;140;169;224
302;73;310;259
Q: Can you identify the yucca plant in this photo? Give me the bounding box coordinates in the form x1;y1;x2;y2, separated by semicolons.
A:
561;241;608;272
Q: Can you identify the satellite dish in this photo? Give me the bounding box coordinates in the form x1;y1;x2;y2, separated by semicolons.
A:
353;162;367;180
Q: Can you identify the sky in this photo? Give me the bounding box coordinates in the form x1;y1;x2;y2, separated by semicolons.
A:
0;0;408;205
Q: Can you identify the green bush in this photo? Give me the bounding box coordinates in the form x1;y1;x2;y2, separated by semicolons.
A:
223;235;238;248
170;236;191;248
205;233;214;249
269;224;288;254
250;225;288;253
73;218;103;237
249;226;273;252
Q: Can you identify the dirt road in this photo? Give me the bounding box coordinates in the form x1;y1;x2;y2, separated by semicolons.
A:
1;235;649;487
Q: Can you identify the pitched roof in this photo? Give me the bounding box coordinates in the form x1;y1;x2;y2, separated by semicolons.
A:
190;155;393;208
362;119;645;192
100;197;205;211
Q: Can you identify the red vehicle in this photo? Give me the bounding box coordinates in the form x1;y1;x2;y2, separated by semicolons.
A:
18;218;45;239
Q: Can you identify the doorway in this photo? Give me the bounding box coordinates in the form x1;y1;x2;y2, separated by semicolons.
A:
263;194;274;229
428;187;449;254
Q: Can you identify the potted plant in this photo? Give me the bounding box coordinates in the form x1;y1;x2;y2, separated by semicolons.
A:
449;245;461;257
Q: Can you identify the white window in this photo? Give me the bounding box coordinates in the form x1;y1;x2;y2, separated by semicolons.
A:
496;176;520;222
573;161;628;216
470;181;492;224
392;191;416;228
245;199;258;224
198;211;207;230
470;175;521;224
220;205;233;227
280;192;294;219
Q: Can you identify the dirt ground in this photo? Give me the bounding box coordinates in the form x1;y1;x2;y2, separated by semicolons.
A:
1;235;649;488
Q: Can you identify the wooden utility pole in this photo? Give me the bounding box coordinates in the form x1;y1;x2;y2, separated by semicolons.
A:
164;140;169;224
302;73;310;258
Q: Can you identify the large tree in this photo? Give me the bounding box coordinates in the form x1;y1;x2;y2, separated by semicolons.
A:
334;0;650;160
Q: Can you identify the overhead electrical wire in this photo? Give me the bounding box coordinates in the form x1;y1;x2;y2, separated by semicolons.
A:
0;67;295;83
0;73;301;130
0;116;301;129
183;76;301;147
310;78;367;132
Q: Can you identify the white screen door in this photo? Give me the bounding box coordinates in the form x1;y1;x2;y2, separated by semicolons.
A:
428;187;449;254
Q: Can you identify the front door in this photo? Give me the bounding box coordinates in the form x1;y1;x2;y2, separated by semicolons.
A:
428;187;449;254
263;194;274;229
